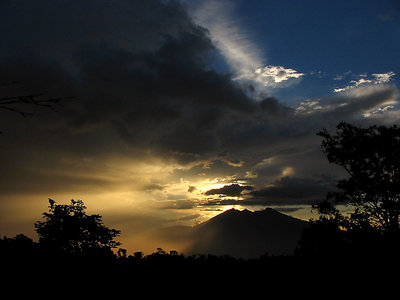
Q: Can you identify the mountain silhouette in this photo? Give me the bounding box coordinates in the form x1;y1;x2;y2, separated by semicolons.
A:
156;208;309;259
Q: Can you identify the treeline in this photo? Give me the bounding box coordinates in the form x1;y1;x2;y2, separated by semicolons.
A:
2;231;399;286
0;232;294;265
0;232;306;282
0;232;329;280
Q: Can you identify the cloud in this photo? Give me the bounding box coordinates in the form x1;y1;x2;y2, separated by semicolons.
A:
204;184;254;197
333;70;353;81
201;175;337;207
254;65;305;84
158;200;197;210
295;100;325;115
334;71;395;93
190;0;304;91
188;186;197;193
362;105;397;119
248;176;337;205
295;84;398;119
144;183;167;192
0;0;267;163
191;0;263;78
372;72;396;84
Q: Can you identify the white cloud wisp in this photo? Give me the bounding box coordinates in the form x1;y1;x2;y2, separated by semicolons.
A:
334;71;396;93
191;0;304;92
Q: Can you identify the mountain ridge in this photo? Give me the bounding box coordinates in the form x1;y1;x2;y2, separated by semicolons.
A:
187;208;308;258
155;208;309;259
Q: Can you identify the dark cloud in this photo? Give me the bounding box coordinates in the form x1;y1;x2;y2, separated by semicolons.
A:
1;0;396;163
91;37;259;159
144;183;166;192
0;0;398;207
0;0;195;61
248;175;337;205
205;184;254;197
201;175;337;207
260;97;292;116
159;200;197;210
188;186;197;193
201;198;242;207
0;0;266;166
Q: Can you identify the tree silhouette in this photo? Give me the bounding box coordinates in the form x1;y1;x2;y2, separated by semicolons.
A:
316;121;400;232
34;199;121;257
298;122;400;258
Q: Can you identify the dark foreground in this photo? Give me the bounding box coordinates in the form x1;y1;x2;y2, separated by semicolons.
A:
3;247;399;289
2;233;399;295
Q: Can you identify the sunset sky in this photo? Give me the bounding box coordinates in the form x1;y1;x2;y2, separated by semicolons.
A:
1;0;399;253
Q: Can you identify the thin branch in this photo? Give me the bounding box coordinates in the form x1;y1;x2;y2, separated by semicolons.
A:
0;86;75;133
0;105;33;118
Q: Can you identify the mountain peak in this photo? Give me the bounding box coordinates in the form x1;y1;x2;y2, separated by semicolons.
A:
207;207;293;224
224;208;251;214
264;207;276;212
217;207;281;218
261;207;285;216
189;207;308;258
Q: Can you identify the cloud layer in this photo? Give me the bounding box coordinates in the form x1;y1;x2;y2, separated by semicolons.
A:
0;0;398;194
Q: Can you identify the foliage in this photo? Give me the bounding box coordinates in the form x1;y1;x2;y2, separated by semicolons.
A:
298;121;400;258
34;199;120;257
316;121;400;232
0;234;37;260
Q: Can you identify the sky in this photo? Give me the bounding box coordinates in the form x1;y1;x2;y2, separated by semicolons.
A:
0;0;399;254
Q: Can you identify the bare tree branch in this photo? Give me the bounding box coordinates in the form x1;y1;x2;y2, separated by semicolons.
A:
1;82;75;133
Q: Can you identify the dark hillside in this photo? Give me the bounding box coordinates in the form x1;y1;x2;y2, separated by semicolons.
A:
185;208;308;258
